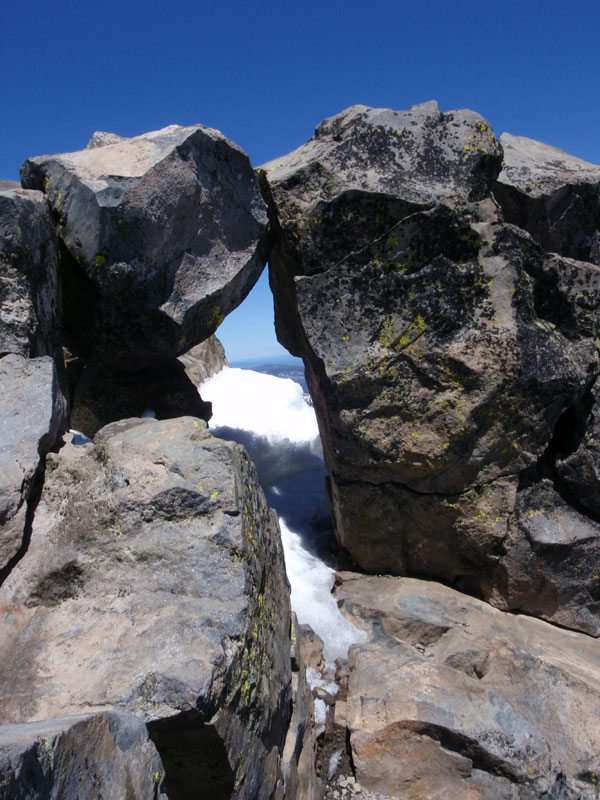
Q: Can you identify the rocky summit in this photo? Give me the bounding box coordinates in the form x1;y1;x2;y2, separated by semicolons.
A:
20;124;269;371
1;103;600;799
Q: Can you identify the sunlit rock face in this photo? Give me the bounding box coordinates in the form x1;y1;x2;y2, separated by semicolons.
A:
0;417;292;800
0;183;67;573
495;132;600;265
262;101;600;635
335;572;600;800
20;124;269;371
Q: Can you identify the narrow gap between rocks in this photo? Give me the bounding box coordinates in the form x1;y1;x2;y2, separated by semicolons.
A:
0;458;46;589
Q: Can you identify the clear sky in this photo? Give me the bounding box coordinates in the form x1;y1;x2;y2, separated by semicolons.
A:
3;0;599;359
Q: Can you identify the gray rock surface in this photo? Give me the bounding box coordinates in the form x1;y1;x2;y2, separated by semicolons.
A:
178;333;229;386
495;133;600;264
334;572;600;800
0;354;66;573
20;124;269;370
262;102;600;632
0;183;61;360
0;416;291;799
0;712;167;799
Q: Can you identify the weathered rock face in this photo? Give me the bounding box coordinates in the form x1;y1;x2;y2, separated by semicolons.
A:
0;417;292;799
495;133;600;265
178;333;229;386
0;183;68;575
0;183;61;360
334;572;600;800
262;102;600;634
20;124;269;370
0;355;67;575
0;712;167;800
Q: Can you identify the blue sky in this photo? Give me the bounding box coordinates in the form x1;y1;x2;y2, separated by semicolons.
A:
3;0;599;359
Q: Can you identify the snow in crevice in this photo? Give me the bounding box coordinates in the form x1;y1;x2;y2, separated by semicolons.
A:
200;365;367;665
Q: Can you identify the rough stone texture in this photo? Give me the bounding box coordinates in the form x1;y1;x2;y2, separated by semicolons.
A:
0;416;291;799
334;572;600;800
178;333;229;386
0;354;67;573
0;712;167;799
261;101;503;355
495;133;600;264
556;382;600;519
262;102;600;631
282;617;323;800
0;183;61;360
69;359;212;438
20;124;269;370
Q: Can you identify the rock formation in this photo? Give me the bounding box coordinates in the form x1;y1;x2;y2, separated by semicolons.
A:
2;104;600;799
0;417;292;799
262;101;600;636
0;182;67;575
20;125;269;371
495;133;600;265
334;572;600;799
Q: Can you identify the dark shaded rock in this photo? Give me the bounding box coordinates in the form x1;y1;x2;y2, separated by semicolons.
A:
488;480;600;636
0;416;291;799
178;334;229;386
0;712;167;799
263;103;600;631
282;617;324;800
0;355;67;573
261;100;503;355
21;125;268;370
0;184;61;360
335;572;600;799
495;133;600;264
69;358;212;438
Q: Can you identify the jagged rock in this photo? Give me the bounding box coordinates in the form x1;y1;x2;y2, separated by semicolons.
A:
0;712;167;799
178;334;229;386
262;103;600;631
282;616;324;800
0;416;291;799
557;382;600;518
334;572;600;799
0;183;61;360
0;354;67;573
297;623;325;672
495;133;600;264
261;100;503;355
86;130;125;149
488;480;600;636
69;359;212;438
20;124;269;370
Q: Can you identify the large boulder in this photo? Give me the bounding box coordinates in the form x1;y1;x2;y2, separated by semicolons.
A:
0;182;67;574
495;133;600;264
0;354;66;573
262;102;600;632
20;125;269;370
0;416;291;799
335;572;600;799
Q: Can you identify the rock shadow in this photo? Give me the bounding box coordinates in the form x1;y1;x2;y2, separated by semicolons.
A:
147;711;234;800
